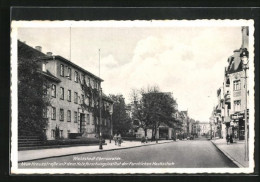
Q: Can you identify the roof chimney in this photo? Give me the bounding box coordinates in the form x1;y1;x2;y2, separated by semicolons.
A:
241;26;249;49
46;52;52;56
35;46;42;52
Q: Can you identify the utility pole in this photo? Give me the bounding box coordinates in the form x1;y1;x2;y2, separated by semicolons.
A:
109;104;113;143
241;48;249;161
99;49;103;150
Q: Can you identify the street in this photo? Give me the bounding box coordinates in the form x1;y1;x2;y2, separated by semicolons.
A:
19;138;237;168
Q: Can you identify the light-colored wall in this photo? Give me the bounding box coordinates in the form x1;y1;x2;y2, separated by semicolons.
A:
44;59;106;140
135;128;153;139
228;70;247;115
199;123;211;135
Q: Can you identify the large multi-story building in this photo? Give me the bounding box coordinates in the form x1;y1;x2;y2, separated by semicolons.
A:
18;40;113;140
198;122;211;136
180;111;189;136
191;120;200;137
215;26;249;141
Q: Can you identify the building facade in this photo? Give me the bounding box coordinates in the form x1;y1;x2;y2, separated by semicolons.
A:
191;121;200;137
215;26;249;141
198;122;211;136
19;41;113;140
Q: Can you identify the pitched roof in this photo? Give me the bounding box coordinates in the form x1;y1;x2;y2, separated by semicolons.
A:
40;70;61;83
41;55;104;82
18;40;103;82
18;40;46;59
226;49;243;74
102;93;113;103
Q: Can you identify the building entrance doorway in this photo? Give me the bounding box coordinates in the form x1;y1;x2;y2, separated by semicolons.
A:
80;113;86;133
239;118;245;140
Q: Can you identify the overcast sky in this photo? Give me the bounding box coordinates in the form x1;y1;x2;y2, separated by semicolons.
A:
18;25;242;121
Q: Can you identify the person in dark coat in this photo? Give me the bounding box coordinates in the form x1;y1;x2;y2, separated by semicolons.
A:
113;134;118;145
226;134;230;144
230;134;233;143
117;133;122;146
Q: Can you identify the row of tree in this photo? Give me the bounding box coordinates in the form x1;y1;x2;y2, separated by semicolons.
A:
109;86;183;140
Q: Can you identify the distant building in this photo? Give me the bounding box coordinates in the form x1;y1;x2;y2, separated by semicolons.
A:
191;120;200;137
180;111;189;136
198;122;211;136
126;92;175;139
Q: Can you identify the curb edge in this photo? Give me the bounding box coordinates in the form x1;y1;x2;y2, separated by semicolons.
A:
19;141;174;163
211;140;245;168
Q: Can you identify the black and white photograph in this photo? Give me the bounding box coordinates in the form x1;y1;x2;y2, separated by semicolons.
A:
10;20;255;174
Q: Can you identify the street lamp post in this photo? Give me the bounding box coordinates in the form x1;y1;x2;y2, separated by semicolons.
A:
240;48;249;161
210;122;212;139
109;104;113;143
98;49;103;150
99;88;103;150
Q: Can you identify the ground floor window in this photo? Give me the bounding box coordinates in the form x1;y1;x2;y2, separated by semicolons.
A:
74;111;78;123
51;129;55;138
60;130;63;138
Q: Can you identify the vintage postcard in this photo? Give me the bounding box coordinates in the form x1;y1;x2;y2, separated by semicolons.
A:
10;20;255;174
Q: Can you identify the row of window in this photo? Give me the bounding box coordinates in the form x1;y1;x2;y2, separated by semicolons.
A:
51;84;85;104
50;84;111;109
51;129;67;138
49;107;94;125
226;79;242;91
50;128;95;138
50;107;77;122
60;64;99;89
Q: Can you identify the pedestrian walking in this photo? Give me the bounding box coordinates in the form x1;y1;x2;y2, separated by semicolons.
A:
113;134;118;145
117;133;122;146
230;134;233;143
226;134;230;145
145;136;148;143
141;136;145;144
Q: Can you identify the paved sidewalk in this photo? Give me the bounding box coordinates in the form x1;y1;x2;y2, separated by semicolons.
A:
211;139;249;168
18;140;173;162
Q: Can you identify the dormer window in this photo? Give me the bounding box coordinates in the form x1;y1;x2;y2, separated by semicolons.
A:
74;71;78;82
226;78;230;87
60;64;64;76
67;67;71;80
42;62;46;72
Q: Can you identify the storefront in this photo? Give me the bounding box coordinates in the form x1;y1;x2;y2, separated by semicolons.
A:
230;112;245;141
